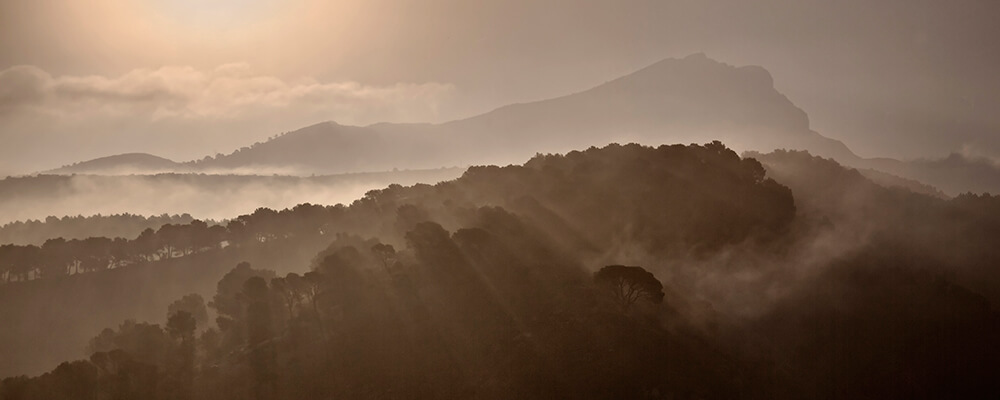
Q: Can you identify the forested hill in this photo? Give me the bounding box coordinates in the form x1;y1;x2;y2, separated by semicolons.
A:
0;142;793;286
3;142;999;399
750;149;1000;303
0;142;796;386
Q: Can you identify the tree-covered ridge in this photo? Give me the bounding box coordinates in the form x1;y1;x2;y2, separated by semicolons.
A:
2;143;999;399
751;149;1000;303
0;142;793;284
0;209;771;399
0;214;200;246
0;142;796;380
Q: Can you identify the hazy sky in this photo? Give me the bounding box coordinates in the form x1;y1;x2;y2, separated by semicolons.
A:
2;0;998;175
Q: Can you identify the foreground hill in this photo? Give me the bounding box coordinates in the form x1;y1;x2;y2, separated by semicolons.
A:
750;149;1000;303
3;142;999;399
0;142;794;383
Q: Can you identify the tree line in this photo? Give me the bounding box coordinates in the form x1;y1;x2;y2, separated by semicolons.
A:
0;205;337;283
0;213;198;246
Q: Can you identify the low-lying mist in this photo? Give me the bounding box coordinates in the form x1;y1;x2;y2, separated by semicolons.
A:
0;169;463;225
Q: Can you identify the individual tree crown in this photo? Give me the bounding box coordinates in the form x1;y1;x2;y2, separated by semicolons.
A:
166;311;197;341
594;265;664;311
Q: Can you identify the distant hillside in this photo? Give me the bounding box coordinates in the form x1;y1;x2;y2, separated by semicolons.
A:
860;153;1000;196
48;153;188;175
857;168;947;199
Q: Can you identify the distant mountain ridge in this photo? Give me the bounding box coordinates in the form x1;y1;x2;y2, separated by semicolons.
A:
47;54;854;173
189;53;858;173
44;54;1000;195
859;153;1000;196
49;153;188;175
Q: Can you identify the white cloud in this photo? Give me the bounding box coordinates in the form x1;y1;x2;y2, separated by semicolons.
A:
0;64;456;124
0;63;459;175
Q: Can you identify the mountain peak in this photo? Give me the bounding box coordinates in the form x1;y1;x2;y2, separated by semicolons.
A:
633;54;775;90
684;52;709;60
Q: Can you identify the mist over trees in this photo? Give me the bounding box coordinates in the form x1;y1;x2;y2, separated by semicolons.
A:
0;169;463;225
0;220;226;282
1;142;999;399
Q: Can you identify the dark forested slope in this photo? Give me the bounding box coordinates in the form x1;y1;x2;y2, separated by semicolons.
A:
3;143;999;399
0;142;794;385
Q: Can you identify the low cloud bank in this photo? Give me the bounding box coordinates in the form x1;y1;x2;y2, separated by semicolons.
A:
0;169;463;226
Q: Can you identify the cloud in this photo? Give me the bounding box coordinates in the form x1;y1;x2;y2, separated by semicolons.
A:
0;64;456;124
0;66;50;112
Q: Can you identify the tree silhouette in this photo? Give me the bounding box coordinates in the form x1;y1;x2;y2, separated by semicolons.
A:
165;311;196;400
243;276;277;400
370;243;396;272
166;311;196;341
40;238;69;278
594;265;664;311
167;294;209;330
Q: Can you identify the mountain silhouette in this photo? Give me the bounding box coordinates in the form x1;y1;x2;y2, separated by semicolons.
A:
43;54;1000;195
49;54;855;175
189;53;858;173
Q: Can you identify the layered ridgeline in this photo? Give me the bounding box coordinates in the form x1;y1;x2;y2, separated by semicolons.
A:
3;143;999;399
48;54;849;176
178;54;853;174
0;142;795;390
46;54;1000;195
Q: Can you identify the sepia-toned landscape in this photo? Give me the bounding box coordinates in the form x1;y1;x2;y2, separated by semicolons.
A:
2;1;999;399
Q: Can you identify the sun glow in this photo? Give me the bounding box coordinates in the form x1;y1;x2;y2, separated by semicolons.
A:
147;0;283;30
